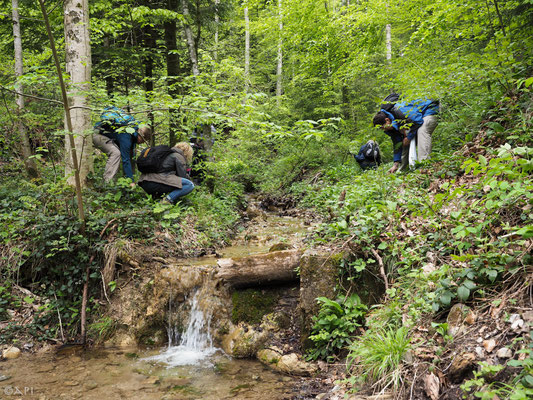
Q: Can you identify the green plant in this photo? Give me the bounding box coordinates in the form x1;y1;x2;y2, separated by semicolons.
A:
88;316;116;342
346;326;411;391
307;294;368;361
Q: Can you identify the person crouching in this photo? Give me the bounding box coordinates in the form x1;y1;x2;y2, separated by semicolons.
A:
138;142;195;204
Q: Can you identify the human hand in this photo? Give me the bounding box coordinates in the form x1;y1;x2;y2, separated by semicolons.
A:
403;137;410;146
388;162;400;174
130;182;136;188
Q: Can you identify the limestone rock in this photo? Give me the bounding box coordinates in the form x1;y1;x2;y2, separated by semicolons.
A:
483;339;496;353
447;304;474;337
258;351;317;376
257;347;283;365
2;346;21;359
221;324;268;358
450;352;476;382
496;347;513;359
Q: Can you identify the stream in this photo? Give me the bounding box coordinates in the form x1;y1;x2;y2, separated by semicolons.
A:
0;212;316;400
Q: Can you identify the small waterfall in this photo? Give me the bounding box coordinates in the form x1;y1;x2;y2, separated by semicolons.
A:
146;290;218;367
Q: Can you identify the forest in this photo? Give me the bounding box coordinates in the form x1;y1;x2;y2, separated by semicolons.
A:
0;0;532;399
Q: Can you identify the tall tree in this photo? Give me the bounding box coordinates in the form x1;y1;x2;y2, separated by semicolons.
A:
276;0;283;102
182;0;199;76
63;0;92;186
11;0;39;178
244;2;250;90
165;0;182;146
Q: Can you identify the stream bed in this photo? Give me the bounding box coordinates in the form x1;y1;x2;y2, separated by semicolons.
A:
0;346;298;399
1;212;317;399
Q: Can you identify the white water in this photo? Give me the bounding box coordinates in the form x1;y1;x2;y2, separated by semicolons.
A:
145;291;220;367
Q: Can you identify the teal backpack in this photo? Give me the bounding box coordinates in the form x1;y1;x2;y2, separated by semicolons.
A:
95;106;137;134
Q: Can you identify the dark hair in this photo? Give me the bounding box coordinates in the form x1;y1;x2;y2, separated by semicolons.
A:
373;112;388;126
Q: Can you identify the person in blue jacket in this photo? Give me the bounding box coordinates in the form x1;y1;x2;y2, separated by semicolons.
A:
373;99;439;173
93;108;152;187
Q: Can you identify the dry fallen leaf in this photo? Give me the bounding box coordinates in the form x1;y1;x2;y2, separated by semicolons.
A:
424;373;440;400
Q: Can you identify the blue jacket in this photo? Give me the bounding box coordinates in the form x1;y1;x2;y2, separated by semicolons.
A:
95;123;139;179
381;99;439;162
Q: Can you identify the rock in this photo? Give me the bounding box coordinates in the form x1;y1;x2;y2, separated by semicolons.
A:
0;375;11;382
522;311;533;323
144;376;160;385
496;347;513;359
450;353;476;382
83;380;98;390
269;243;292;252
299;252;343;349
447;304;472;337
475;346;484;358
257;348;282;365
64;380;79;386
424;373;440;400
276;353;318;376
483;339;496;353
221;324;268;358
2;346;21;359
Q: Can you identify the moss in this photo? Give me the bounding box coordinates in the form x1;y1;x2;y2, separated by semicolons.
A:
231;289;278;324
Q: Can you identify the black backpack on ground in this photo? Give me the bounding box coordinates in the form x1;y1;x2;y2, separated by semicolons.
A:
136;145;174;174
354;140;382;170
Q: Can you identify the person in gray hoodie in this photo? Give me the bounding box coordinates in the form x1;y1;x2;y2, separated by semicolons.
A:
138;142;195;203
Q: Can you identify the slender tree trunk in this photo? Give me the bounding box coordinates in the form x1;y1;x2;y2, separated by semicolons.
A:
38;0;85;229
64;0;92;186
276;0;283;102
214;0;220;61
103;36;114;98
165;0;181;146
181;0;199;76
143;25;156;145
12;0;39;179
386;2;391;63
244;3;250;90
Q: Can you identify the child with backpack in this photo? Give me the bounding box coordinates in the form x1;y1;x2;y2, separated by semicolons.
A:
373;95;439;173
137;142;195;204
92;106;152;186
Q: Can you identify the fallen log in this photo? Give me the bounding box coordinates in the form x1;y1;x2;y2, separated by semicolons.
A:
216;249;302;288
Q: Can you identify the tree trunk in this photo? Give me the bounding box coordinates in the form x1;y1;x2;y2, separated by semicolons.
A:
12;0;39;179
386;2;391;63
214;0;220;61
181;0;199;76
64;0;92;186
244;3;250;90
143;24;156;145
103;35;114;97
276;0;283;102
216;250;302;288
165;0;181;146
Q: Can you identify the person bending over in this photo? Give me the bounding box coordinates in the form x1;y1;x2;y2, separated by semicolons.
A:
138;142;195;204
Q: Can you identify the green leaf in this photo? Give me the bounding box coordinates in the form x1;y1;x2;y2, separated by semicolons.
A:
525;77;533;88
457;286;470;301
440;291;453;305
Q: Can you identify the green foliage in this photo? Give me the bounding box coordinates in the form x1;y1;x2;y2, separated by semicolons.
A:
88;316;116;343
346;326;411;391
461;340;533;400
307;294;368;361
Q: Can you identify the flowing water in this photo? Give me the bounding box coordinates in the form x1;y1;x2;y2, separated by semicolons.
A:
0;214;314;399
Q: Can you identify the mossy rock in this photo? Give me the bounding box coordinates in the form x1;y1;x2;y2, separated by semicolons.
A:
231;289;278;324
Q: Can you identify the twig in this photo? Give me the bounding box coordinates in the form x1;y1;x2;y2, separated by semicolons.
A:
370;248;389;291
53;292;65;342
